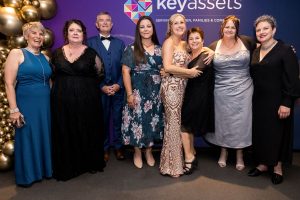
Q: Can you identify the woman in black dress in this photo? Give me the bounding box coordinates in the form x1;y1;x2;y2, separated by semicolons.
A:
181;27;214;174
51;19;105;181
248;15;299;184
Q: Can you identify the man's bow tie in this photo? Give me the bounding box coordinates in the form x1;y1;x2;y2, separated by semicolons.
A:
101;36;111;41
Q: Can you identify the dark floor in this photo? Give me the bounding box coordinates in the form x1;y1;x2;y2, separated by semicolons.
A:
1;148;300;200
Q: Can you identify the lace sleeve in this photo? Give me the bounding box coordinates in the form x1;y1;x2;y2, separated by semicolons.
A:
95;55;105;81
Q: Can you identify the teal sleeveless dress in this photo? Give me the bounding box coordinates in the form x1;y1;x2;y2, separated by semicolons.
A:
14;48;52;185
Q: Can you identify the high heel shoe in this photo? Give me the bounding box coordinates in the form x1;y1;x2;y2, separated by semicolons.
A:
235;149;245;170
218;149;228;168
271;172;283;184
248;168;264;177
133;152;143;169
183;157;198;175
144;150;155;167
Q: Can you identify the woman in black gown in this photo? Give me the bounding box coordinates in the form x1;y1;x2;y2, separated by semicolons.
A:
181;27;214;174
51;19;105;181
248;15;300;184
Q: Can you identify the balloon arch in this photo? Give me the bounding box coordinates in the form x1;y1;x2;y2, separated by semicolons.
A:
0;0;57;171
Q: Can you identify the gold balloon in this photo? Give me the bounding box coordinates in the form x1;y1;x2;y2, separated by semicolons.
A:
0;7;23;36
39;0;57;19
43;28;54;48
32;0;40;8
3;140;14;156
0;121;5;127
0;39;8;50
0;40;10;57
20;5;41;22
0;152;12;170
5;133;11;140
3;0;23;8
0;51;7;61
8;35;27;48
22;0;32;5
41;48;51;58
4;126;10;133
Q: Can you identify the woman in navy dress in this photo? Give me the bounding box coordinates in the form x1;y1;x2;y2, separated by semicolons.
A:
4;22;52;186
51;19;105;181
122;16;164;169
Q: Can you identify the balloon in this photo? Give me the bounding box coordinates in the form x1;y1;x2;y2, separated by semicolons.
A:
39;0;57;19
0;7;23;36
41;48;52;58
2;140;14;156
8;35;26;48
3;0;22;8
0;152;12;170
22;0;32;6
0;40;10;56
0;120;5;126
32;0;40;8
0;51;7;61
20;5;41;22
0;129;4;136
43;28;54;48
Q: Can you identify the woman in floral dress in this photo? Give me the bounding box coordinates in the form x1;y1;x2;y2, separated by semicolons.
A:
121;16;164;168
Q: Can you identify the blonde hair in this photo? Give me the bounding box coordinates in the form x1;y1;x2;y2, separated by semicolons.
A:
22;22;45;37
166;13;186;39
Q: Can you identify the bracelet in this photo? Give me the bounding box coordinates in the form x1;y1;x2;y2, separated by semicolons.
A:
127;93;133;98
10;107;20;114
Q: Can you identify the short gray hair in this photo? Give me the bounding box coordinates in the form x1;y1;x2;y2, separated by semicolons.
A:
254;15;277;29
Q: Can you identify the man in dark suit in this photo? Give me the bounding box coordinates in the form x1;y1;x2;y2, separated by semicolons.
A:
87;11;125;162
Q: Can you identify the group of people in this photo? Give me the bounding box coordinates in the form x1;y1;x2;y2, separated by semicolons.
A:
4;11;300;187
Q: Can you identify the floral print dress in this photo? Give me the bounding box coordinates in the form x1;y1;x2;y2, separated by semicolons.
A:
121;45;164;148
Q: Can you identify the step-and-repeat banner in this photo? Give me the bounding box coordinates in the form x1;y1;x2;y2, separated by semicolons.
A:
43;0;300;57
43;0;300;148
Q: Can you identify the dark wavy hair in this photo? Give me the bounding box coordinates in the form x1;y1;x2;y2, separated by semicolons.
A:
187;27;204;41
63;19;87;44
134;16;160;65
219;15;240;40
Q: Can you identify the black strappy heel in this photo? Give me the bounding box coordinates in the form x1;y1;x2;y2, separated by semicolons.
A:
183;157;198;175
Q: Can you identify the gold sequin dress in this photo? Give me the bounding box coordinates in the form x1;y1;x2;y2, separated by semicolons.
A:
159;50;189;176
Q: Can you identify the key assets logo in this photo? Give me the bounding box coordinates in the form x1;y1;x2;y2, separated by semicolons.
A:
124;0;153;24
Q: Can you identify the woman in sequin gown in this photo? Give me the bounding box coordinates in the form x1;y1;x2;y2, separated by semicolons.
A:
159;14;202;177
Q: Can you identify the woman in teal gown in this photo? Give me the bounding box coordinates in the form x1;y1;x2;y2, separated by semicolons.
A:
4;22;52;186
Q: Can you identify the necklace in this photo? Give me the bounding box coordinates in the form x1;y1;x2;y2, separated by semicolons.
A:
25;47;40;55
36;56;46;86
68;45;73;57
261;40;277;51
